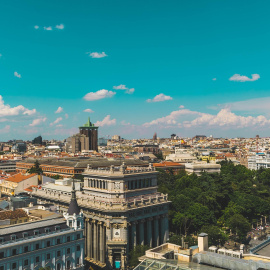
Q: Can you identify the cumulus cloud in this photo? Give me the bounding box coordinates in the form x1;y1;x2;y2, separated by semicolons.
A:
0;125;10;134
143;107;270;129
44;26;52;31
84;109;94;113
0;96;36;117
55;24;64;30
55;107;63;113
212;78;217;81
113;84;135;94
83;89;116;101
14;71;21;78
229;74;260;82
50;117;63;126
65;113;69;119
179;105;185;109
147;93;173;103
34;25;39;29
87;52;107;58
29;117;47;127
95;115;116;127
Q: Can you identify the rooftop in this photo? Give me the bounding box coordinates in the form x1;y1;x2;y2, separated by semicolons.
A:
4;173;37;183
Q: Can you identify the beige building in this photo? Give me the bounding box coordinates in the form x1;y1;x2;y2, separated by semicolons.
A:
185;163;221;175
0;173;38;196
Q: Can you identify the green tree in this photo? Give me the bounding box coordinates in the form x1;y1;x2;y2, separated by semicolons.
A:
128;245;149;267
200;225;228;246
228;214;251;241
27;160;43;175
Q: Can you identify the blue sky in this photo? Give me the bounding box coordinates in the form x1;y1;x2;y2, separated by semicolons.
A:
1;0;270;140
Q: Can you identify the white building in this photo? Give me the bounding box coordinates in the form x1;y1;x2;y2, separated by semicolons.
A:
166;147;197;163
0;184;84;270
185;162;221;175
248;152;270;170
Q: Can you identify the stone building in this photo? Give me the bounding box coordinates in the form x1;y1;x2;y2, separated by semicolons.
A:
32;163;170;269
71;117;99;153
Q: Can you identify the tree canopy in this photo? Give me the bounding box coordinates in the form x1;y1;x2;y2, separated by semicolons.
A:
158;160;270;243
27;160;43;175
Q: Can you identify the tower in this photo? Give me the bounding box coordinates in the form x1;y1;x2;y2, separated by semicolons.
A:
64;179;84;230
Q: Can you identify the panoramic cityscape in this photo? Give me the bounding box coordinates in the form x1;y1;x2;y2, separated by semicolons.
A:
1;0;270;270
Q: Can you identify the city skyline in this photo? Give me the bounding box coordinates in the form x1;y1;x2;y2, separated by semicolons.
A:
1;0;270;140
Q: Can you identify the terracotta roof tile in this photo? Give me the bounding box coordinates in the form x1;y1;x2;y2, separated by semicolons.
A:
5;173;37;183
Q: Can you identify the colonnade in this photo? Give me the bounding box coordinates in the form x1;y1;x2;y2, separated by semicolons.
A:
85;219;106;264
129;214;169;250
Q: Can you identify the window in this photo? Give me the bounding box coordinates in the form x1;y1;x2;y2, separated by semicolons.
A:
46;240;50;247
67;260;71;268
45;228;50;233
46;253;51;260
67;248;71;254
24;246;29;253
11;235;16;241
0;266;4;270
12;249;17;256
0;237;4;244
57;238;61;244
0;252;4;259
57;250;61;257
67;236;70;242
22;232;28;238
35;243;40;250
57;263;61;270
36;256;40;263
34;230;39;236
24;259;28;266
77;233;80;240
76;245;80;251
55;225;60;231
12;263;16;269
76;257;79;265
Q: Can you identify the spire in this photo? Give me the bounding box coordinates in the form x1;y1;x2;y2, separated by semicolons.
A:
67;178;80;215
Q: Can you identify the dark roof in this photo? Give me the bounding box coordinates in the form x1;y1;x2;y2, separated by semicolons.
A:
18;158;148;168
67;180;80;215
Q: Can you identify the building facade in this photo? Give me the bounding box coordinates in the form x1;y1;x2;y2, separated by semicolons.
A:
32;163;170;269
0;216;84;270
71;118;99;153
248;152;270;170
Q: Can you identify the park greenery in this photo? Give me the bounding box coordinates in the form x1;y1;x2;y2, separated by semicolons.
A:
157;160;270;246
27;160;43;175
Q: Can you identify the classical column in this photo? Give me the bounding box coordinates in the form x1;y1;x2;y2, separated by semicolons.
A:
139;219;145;245
93;220;97;261
85;218;88;257
154;216;160;247
147;218;153;247
163;214;169;243
88;219;93;259
99;222;105;263
131;221;137;247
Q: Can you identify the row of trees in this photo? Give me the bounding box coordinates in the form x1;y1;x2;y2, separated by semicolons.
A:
157;161;270;246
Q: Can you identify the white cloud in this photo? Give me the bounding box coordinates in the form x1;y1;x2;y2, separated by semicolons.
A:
83;89;116;101
229;74;260;82
14;71;21;78
0;95;36;117
84;109;94;113
143;107;270;129
87;52;107;58
50;117;63;126
179;105;185;109
0;125;10;134
55;24;64;30
95;115;116;127
56;124;63;127
34;25;39;29
44;26;52;31
113;84;135;94
146;93;173;103
29;117;47;127
65;113;69;119
55;107;63;113
212;78;217;81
